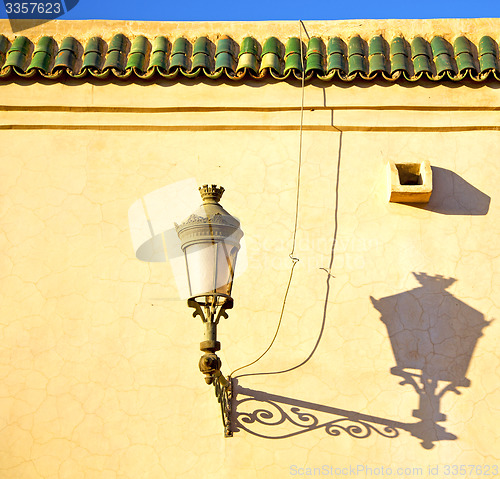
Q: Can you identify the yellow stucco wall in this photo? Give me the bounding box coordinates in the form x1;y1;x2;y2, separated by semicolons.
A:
0;19;499;479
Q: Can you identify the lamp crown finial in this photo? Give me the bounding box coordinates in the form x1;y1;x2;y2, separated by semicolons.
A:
199;184;225;203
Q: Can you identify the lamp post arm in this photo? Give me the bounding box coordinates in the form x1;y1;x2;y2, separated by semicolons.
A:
213;371;233;437
187;294;234;437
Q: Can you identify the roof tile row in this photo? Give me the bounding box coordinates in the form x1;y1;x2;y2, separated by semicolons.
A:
0;33;499;82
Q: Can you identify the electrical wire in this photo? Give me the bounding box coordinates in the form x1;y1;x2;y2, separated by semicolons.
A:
229;21;309;379
234;130;342;379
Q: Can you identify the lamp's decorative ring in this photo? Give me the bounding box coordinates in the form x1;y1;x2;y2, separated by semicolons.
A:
175;212;238;228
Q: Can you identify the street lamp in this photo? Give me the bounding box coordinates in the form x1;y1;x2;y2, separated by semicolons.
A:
175;184;243;436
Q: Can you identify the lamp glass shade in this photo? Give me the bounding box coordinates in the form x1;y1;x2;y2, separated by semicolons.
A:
184;240;239;297
176;185;243;298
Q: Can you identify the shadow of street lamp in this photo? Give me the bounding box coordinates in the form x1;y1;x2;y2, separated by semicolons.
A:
371;272;490;449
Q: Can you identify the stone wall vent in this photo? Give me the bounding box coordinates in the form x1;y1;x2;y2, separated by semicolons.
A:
388;160;432;203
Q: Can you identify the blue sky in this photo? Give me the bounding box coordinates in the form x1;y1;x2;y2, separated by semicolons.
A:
1;0;499;21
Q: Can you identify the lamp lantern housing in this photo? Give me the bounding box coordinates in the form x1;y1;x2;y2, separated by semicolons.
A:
175;184;242;299
175;184;242;437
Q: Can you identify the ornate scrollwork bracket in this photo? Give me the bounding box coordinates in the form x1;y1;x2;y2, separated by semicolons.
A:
188;295;233;325
214;372;233;437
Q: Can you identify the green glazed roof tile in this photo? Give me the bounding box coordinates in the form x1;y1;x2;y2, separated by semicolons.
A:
85;36;103;54
478;37;498;73
172;37;190;56
348;36;367;75
28;52;51;72
215;36;236;72
284;37;304;74
10;35;31;55
34;35;55;55
126;36;149;72
148;36;169;71
169;37;191;72
130;35;148;55
284;54;302;73
262;37;282;57
193;37;210;56
327;37;346;56
149;51;168;71
413;54;432;75
260;37;283;75
27;37;56;73
326;37;347;74
260;54;281;74
307;37;323;56
103;51;124;71
285;37;302;57
237;37;259;74
411;37;432;74
391;53;408;74
103;33;128;71
411;36;430;58
369;35;385;56
215;51;235;72
83;52;102;70
430;36;449;57
4;36;31;70
27;36;56;72
0;35;9;68
0;31;499;83
454;35;472;55
368;35;388;74
434;53;453;75
0;35;8;55
348;36;365;56
170;55;188;70
192;52;211;71
4;51;27;70
390;37;409;74
369;54;387;74
454;36;477;73
456;51;476;73
108;33;126;52
59;36;78;53
390;37;407;57
479;53;498;73
126;52;146;72
215;36;234;56
305;53;323;74
479;36;497;56
53;50;77;72
239;36;259;57
152;36;169;54
237;52;258;74
83;37;104;70
192;37;211;71
431;36;454;74
327;53;347;74
305;38;324;74
348;54;367;75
